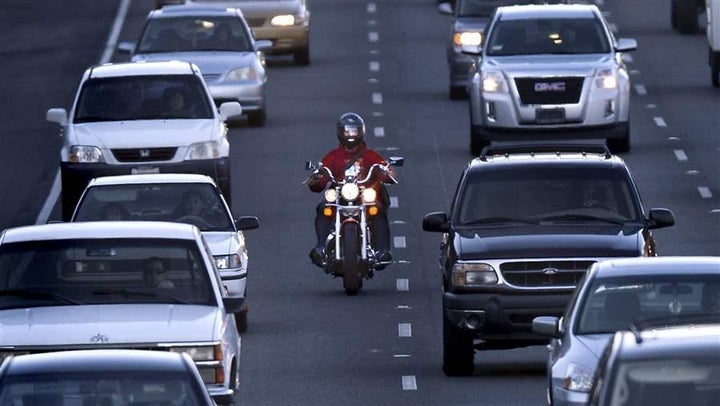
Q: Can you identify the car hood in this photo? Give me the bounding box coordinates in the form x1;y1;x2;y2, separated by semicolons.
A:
69;121;216;147
483;54;614;76
0;304;222;345
203;231;241;257
133;52;256;74
455;225;641;259
232;0;303;17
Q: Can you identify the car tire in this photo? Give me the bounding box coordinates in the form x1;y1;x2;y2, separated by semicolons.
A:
247;109;266;127
675;0;700;34
449;85;466;100
235;312;248;333
294;46;310;66
607;122;630;154
442;312;474;377
711;50;720;88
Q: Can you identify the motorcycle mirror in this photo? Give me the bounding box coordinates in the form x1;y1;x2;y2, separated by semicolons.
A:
388;156;404;167
305;161;315;171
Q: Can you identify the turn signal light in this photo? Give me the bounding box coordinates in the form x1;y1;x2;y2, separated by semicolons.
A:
368;206;379;216
322;207;334;217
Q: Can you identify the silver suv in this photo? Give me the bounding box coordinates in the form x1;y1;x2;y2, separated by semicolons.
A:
465;4;636;154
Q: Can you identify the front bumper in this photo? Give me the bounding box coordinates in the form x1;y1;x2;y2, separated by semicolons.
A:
443;290;572;339
208;81;265;113
219;268;247;298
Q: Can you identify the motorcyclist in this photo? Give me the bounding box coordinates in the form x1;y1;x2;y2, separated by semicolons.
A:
307;112;395;268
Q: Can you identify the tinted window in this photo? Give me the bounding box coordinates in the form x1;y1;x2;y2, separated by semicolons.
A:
138;16;252;53
458;0;562;17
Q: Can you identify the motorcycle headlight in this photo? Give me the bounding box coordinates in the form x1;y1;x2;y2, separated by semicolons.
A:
453;31;482;47
69;146;104;163
324;188;338;203
361;188;377;203
592;68;618;90
271;14;295;26
169;345;220;361
214;254;242;270
185;141;220;160
340;183;359;201
482;70;508;93
451;263;498;286
562;363;595;392
226;67;257;81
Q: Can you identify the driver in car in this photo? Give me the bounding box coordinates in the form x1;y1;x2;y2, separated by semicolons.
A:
172;189;223;227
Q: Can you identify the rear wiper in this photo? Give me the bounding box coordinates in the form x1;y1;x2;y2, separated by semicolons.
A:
463;217;539;225
0;289;83;305
91;288;190;304
539;214;626;225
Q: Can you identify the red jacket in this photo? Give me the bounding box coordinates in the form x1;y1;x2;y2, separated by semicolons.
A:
308;142;392;193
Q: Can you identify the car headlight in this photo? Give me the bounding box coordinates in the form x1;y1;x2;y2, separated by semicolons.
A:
214;254;242;270
169;345;220;361
482;70;508;93
562;363;595;392
340;183;359;201
451;263;498;286
324;188;338;203
226;67;257;81
69;146;104;163
453;31;482;47
361;188;377;203
185;141;220;160
271;14;295;26
592;68;618;90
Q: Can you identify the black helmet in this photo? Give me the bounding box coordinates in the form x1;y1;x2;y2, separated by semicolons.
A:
336;112;365;148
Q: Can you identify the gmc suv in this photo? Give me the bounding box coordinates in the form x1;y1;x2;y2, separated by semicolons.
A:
422;143;675;376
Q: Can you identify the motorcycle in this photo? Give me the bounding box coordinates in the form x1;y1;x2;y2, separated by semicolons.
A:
304;156;404;295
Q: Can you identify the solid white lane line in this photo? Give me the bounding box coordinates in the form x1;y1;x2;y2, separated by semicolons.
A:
372;92;383;104
699;187;713;198
374;126;385;137
369;31;379;42
674;149;688;162
396;278;409;291
402;376;417;390
36;0;131;225
634;84;647;95
393;236;406;248
367;3;377;13
654;117;667;127
369;61;380;72
390;196;398;208
398;323;412;337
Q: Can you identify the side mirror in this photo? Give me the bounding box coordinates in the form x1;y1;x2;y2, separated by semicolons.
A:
219;101;242;119
532;316;563;339
235;215;260;231
647;208;675;230
47;108;68;126
615;38;638;53
388;156;404;167
437;2;453;15
422;212;449;233
254;39;273;53
117;41;135;55
460;43;482;56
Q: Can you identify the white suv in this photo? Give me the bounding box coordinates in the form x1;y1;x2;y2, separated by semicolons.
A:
46;60;242;221
465;4;636;154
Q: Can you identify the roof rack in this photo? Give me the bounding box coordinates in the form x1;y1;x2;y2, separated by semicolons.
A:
479;141;612;160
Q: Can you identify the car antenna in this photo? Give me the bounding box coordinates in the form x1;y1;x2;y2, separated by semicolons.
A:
629;323;643;344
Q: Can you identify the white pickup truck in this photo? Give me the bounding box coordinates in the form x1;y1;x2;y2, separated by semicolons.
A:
708;0;720;86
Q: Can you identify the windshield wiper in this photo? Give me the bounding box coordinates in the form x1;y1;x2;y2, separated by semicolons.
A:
74;116;117;123
539;214;626;225
0;289;83;305
90;288;190;304
463;217;539;225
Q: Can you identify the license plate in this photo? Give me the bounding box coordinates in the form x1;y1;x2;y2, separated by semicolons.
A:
535;108;565;124
131;166;160;175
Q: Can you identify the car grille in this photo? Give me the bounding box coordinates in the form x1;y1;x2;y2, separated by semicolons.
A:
515;76;584;105
500;260;594;288
202;73;221;83
112;147;176;163
245;18;266;27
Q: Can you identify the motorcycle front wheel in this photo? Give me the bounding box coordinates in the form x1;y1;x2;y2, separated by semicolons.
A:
341;222;363;296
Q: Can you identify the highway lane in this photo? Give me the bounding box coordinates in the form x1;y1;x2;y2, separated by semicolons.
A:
0;0;717;405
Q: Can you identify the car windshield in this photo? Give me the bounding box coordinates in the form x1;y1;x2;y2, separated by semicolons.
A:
458;0;554;17
576;275;720;335
486;17;610;56
454;166;641;226
0;238;216;310
137;16;253;53
73;74;214;122
0;371;207;406
73;182;235;232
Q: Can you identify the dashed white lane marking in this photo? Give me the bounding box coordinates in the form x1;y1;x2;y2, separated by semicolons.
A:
369;61;380;72
393;236;406;248
390;196;398;208
398;323;412;337
634;84;647;95
367;19;377;26
393;354;411;358
402;376;417;390
674;149;688;162
699;187;713;198
374;126;385;137
396;305;412;309
654;117;667;127
396;278;409;291
372;92;383;104
369;31;379;42
367;3;376;13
